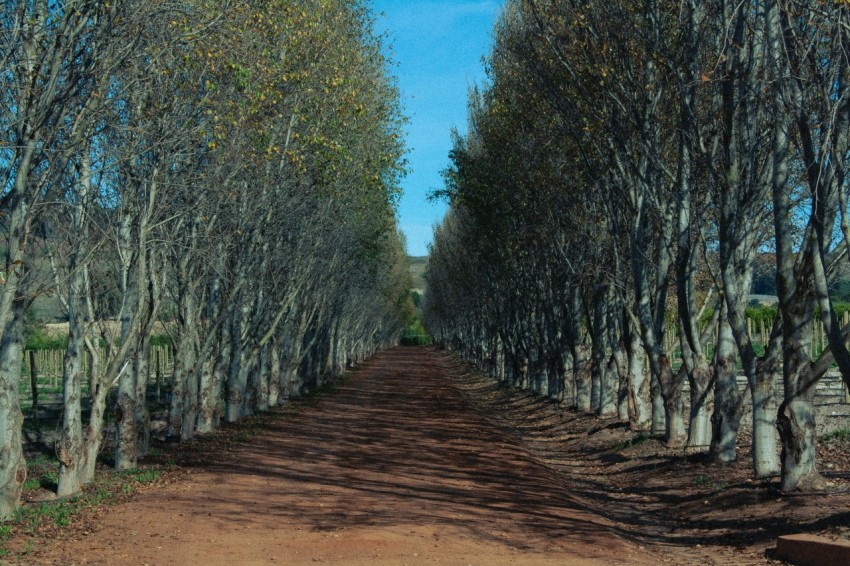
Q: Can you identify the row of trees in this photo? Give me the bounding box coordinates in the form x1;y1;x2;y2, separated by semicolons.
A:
425;0;850;492
0;0;412;518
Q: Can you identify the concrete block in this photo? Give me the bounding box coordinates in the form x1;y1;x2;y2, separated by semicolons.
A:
776;533;850;566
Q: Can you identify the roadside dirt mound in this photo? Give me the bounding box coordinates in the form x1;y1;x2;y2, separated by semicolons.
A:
10;347;850;564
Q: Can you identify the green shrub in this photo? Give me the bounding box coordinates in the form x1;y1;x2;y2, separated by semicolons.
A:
149;334;173;347
745;304;778;326
401;320;432;346
821;428;850;442
829;302;850;319
24;328;67;351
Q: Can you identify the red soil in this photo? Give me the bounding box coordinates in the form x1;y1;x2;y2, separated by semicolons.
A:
17;347;850;565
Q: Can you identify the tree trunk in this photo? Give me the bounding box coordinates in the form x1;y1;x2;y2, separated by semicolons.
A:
56;304;86;497
589;289;607;412
167;356;186;442
0;299;27;517
170;307;201;441
198;334;228;434
777;389;821;491
181;367;200;441
114;369;139;470
686;359;712;450
547;354;563;401
57;157;93;496
517;354;529;390
650;373;666;435
559;348;575;406
268;338;282;407
662;366;687;448
575;345;592;412
80;338;110;486
626;327;650;431
599;352;618;417
225;311;248;422
751;370;781;478
285;333;304;398
254;345;271;412
710;321;741;463
134;337;151;458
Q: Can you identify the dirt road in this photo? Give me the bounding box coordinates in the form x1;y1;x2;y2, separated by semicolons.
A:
35;348;683;565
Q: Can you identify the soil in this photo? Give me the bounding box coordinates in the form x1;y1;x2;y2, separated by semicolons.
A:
9;347;850;565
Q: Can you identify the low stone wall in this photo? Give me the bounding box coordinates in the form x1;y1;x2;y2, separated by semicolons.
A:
683;372;850;436
811;373;850;436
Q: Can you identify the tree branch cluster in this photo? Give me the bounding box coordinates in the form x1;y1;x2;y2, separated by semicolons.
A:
426;0;850;492
0;0;413;516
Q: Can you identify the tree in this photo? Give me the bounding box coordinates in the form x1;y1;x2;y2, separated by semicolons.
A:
0;0;410;515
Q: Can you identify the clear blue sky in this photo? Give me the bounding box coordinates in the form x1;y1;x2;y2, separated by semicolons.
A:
373;0;501;257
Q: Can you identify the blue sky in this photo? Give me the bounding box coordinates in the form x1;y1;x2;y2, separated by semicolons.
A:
372;0;501;257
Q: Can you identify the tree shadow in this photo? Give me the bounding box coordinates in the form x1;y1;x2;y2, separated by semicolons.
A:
160;347;850;562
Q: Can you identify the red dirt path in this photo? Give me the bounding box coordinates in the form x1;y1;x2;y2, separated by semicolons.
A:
29;348;753;565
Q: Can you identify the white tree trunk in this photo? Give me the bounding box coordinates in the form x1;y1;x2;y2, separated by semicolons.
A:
751;374;780;478
0;301;27;517
710;322;741;463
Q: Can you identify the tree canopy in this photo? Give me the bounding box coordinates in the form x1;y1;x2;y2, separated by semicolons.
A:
0;0;412;516
426;0;850;492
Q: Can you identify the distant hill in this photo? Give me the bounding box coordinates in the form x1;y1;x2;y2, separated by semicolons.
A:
409;256;427;291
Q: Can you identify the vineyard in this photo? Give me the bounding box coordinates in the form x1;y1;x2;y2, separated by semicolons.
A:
20;344;173;405
662;309;850;364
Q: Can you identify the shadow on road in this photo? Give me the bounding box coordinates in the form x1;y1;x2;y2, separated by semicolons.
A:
183;347;639;558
